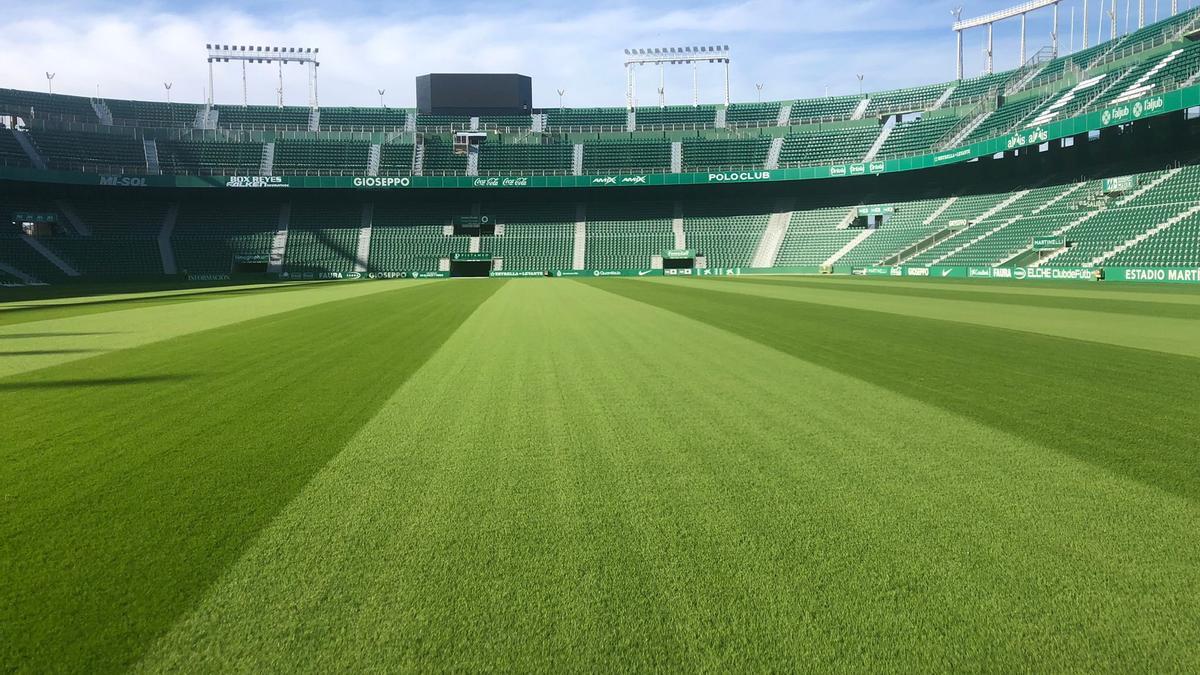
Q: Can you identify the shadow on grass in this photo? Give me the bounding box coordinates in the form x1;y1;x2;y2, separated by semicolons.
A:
0;374;194;391
0;349;110;357
0;332;122;339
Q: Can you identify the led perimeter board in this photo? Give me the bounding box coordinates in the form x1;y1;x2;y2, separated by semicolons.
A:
416;73;533;116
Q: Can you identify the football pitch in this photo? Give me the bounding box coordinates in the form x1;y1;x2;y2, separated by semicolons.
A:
2;276;1198;671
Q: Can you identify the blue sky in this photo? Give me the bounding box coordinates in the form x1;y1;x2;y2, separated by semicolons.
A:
7;0;1189;107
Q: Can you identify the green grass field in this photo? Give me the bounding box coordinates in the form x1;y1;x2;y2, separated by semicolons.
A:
2;276;1198;672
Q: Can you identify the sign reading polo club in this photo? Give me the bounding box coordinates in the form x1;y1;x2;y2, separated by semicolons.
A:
706;171;771;182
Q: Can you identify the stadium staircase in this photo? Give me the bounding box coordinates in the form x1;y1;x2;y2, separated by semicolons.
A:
850;98;870;120
823;228;874;267
626;110;636;132
906;189;1032;265
750;199;793;268
21;234;80;277
91;100;113;126
260;142;275;176
367;144;381;176
11;130;47;169
670;142;682;173
1088;202;1200;266
142;140;160;174
882;196;958;264
776;105;792;126
572;204;587;270
0;262;41;285
765;137;784;170
930;86;955;111
714;107;727;128
469;235;481;253
572;144;583;175
466;146;479;176
308;109;321;132
672;203;686;250
411;140;424;176
54;200;89;235
157;203;178;275
355;204;373;273
863;116;898;162
266;203;290;274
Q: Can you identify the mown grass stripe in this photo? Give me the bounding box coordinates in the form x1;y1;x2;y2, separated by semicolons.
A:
0;281;433;380
656;277;1200;358
0;281;335;327
136;280;1200;671
0;280;502;673
730;276;1200;320
597;279;1200;503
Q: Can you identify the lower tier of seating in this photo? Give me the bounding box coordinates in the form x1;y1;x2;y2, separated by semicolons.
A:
4;161;1200;282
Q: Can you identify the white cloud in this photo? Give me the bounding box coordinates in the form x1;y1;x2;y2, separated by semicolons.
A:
4;1;1032;108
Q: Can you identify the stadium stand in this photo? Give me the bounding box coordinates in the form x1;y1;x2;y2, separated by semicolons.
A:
585;202;674;268
319;107;409;129
582;141;672;173
4;9;1200;281
369;203;465;272
216;105;310;128
172;200;278;275
156;140;264;175
0;130;32;168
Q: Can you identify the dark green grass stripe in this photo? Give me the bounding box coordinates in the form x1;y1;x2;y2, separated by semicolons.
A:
593;280;1200;503
0;281;331;327
0;280;502;673
726;276;1200;320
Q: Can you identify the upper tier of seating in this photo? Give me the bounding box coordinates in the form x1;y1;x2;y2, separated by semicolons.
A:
0;7;1197;183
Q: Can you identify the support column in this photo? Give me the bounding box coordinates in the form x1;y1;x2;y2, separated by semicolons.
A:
987;23;994;75
207;59;214;106
1138;0;1145;28
659;63;665;108
241;60;247;107
956;30;964;80
1083;0;1090;49
724;59;730;106
692;62;698;107
313;63;319;108
1111;0;1118;40
1053;2;1060;57
625;65;633;110
1020;14;1027;64
277;60;284;108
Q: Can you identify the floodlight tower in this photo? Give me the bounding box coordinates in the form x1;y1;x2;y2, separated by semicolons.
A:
164;82;173;103
205;44;321;108
623;45;731;109
378;89;386;107
951;7;964;79
45;72;55;95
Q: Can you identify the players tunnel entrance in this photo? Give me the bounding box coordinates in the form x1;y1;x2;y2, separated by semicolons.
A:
450;254;493;278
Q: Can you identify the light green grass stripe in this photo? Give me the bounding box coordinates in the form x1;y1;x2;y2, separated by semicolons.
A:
0;280;436;379
139;280;1199;672
645;277;1200;358
749;275;1200;305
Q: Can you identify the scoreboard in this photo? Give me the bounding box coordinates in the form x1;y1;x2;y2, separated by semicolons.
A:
416;74;532;116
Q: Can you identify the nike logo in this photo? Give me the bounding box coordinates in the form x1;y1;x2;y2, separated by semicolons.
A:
942;269;953;277
638;270;652;276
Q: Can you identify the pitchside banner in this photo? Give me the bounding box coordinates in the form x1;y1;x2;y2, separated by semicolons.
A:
1105;267;1200;284
851;266;1098;281
4;86;1198;191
